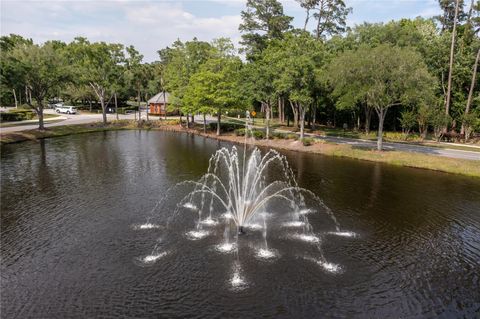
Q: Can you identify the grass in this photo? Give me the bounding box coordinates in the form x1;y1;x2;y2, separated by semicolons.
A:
0;122;127;144
320;144;480;177
0;114;63;127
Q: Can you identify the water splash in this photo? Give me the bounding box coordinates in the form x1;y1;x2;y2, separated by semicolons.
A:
282;221;305;228
186;230;210;240
305;257;342;273
256;248;276;259
293;234;321;243
216;243;236;253
133;223;161;230
183;203;197;210
140;251;168;264
230;263;247;290
327;231;358;238
200;218;218;226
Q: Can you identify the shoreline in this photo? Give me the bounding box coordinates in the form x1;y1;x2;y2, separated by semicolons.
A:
1;120;479;178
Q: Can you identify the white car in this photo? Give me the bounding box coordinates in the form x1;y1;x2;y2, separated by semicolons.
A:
55;106;77;114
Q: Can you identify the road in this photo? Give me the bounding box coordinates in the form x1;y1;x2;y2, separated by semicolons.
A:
1;111;478;161
0;109;160;134
304;133;480;161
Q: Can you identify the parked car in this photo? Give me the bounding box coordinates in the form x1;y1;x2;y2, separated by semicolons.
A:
55;106;77;114
48;102;64;108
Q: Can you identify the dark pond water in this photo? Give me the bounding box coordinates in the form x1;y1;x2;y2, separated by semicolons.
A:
1;130;480;318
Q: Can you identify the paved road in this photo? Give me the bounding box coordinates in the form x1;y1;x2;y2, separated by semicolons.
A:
1;112;478;161
0;109;160;134
299;131;480;161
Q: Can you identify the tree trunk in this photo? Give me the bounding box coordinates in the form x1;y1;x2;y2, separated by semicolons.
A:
114;93;118;121
445;0;460;119
278;97;282;123
34;98;45;130
299;104;306;139
100;92;107;126
265;102;270;139
304;8;310;31
289;100;298;129
312;104;316;130
461;48;480;135
203;113;207;133
364;105;372;134
376;107;388;151
12;89;18;108
163;91;167;120
191;114;194;127
89;100;92;112
137;90;141;121
145;93;149;121
217;108;221;136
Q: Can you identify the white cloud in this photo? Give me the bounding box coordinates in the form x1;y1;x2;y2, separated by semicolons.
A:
1;1;242;62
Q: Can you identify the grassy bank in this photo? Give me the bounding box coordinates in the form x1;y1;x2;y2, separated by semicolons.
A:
1;120;478;178
0;121;128;144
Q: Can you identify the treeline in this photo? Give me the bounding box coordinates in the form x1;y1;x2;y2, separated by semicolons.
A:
0;0;479;149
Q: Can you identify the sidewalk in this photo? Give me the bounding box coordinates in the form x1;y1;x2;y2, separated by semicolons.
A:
0;115;67;128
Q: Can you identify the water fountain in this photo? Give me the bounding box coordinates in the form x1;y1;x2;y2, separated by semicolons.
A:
135;113;356;289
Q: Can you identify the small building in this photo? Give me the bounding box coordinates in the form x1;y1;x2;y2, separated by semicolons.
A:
148;92;170;115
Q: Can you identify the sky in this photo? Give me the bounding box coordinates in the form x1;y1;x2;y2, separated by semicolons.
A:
1;0;443;62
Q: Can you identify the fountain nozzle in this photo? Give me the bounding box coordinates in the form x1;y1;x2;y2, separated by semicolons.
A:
238;226;245;235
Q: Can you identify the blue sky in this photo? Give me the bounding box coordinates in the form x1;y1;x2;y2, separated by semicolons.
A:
1;0;442;61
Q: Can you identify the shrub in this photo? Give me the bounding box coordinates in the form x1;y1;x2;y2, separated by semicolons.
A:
234;128;246;136
0;109;36;122
272;132;287;139
301;137;315;146
208;122;244;132
251;130;265;139
286;133;299;140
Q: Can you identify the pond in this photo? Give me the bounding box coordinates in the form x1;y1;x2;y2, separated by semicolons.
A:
1;130;479;318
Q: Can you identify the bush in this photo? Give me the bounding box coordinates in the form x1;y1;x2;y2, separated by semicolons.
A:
301;137;315;146
234;128;246;136
234;128;264;139
272;132;287;139
0;109;36;122
286;133;299;140
251;130;265;139
208;122;244;132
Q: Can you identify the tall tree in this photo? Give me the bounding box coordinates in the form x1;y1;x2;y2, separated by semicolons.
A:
461;47;480;135
125;45;146;120
162;38;213;124
445;0;461;119
328;45;435;150
183;55;243;135
68;38;124;125
265;32;325;139
239;0;292;60
311;0;352;39
242;56;277;139
436;0;467;32
0;34;33;107
6;42;71;129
